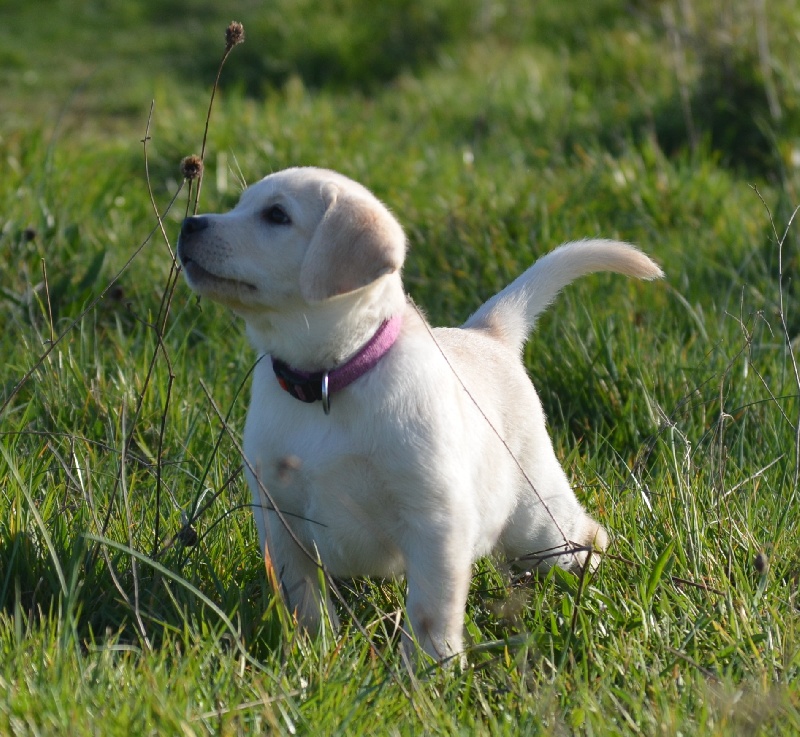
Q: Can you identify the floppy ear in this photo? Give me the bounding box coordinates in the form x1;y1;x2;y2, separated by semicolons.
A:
299;184;406;302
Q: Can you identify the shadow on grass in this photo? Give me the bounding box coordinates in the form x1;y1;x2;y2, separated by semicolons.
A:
0;522;284;660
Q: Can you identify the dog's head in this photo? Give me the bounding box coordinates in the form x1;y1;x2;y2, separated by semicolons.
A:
177;167;407;314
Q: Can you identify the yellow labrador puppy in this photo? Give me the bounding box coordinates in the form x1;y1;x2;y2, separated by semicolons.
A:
177;167;662;663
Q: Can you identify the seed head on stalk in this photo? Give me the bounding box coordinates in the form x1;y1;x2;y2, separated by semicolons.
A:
186;20;246;216
180;154;204;182
225;21;245;49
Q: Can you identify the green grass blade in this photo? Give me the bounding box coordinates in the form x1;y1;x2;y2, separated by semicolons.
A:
645;538;675;604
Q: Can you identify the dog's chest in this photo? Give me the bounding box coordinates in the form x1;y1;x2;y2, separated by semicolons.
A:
243;377;405;575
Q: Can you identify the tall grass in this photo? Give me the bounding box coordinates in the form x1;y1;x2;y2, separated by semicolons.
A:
1;0;799;733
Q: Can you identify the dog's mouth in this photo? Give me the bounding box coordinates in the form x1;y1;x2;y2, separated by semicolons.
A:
181;257;257;292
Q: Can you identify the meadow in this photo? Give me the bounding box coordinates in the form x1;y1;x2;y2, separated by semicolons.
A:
1;0;799;733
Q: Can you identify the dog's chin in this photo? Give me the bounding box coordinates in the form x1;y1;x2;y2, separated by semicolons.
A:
181;259;258;306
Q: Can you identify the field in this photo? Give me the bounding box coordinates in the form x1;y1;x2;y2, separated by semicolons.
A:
1;0;800;733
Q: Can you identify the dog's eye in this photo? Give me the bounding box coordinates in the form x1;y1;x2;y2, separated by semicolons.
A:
263;205;291;225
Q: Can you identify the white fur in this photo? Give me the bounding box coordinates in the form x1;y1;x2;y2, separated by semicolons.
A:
177;166;663;663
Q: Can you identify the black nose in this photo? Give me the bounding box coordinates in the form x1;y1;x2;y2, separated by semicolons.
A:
181;216;209;236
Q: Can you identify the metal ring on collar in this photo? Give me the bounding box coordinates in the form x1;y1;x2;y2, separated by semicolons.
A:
321;371;330;415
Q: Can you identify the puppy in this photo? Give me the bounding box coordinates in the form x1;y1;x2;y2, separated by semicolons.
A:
177;166;662;663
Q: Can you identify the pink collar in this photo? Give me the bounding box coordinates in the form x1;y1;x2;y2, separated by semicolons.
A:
271;314;403;414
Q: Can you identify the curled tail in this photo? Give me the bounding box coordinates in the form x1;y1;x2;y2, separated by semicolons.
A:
463;239;663;353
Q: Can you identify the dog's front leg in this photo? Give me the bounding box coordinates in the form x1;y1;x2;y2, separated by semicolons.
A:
402;541;472;666
264;517;340;634
248;469;339;634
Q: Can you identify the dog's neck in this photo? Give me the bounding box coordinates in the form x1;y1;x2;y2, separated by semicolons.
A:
243;274;406;372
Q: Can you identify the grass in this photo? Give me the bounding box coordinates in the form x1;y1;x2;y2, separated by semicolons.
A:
1;0;800;733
